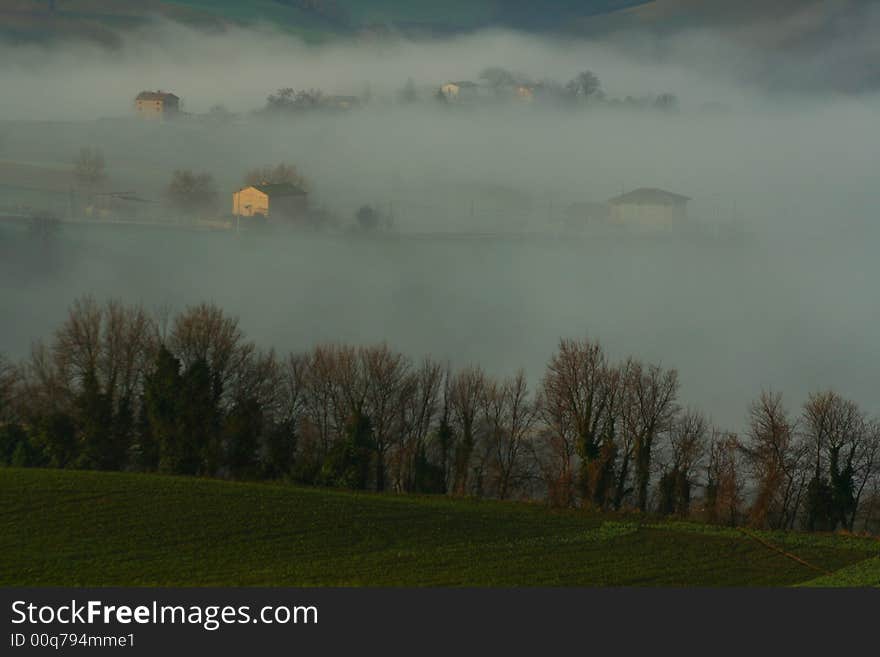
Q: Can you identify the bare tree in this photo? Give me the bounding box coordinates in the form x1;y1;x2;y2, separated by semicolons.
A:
166;170;217;216
299;345;346;461
244;163;310;191
479;67;527;88
52;296;103;391
852;420;880;530
622;360;680;512
481;370;538;499
449;366;487;495
168;303;255;405
100;300;155;406
565;70;603;101
658;408;709;515
362;344;411;491
539;338;619;505
705;430;743;526
0;354;21;422
742;391;806;529
396;357;443;492
803;391;877;530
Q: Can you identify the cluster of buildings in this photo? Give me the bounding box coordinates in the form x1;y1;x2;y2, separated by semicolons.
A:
131;90;691;230
437;80;543;104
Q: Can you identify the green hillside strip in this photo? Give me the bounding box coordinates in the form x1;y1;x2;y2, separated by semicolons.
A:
798;556;880;588
0;468;876;586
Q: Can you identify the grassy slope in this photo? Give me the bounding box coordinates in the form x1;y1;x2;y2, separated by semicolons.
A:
1;468;878;586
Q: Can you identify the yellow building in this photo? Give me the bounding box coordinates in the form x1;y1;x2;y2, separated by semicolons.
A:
232;183;308;221
134;91;180;120
514;85;536;101
608;188;690;230
439;81;480;102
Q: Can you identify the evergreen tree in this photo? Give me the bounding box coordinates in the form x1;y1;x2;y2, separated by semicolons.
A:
224;396;263;479
319;412;374;490
144;347;184;474
177;358;219;476
75;369;116;470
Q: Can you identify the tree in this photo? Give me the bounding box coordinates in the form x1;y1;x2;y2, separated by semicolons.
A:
176;358;220;475
622;360;679;512
144;346;183;474
73;147;106;187
224;396;263;479
361;344;410;492
658;408;708;516
704;430;743;526
482;370;538;499
265;88;324;113
449;366;487;495
742;391;806;530
166;170;217;216
319;411;374;490
538;338;621;507
0;354;18;422
244;163;309;191
169;303;254;405
356;205;379;232
565;71;603;102
396;358;443;492
479;67;525;89
802;391;874;531
74;369;117;469
261;353;306;479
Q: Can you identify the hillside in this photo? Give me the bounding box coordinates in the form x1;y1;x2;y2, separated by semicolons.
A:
0;0;648;43
1;468;878;586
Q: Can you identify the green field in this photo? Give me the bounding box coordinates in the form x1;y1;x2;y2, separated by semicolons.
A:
1;468;878;586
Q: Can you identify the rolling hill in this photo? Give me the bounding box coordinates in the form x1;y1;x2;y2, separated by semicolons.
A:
0;0;649;43
1;468;878;586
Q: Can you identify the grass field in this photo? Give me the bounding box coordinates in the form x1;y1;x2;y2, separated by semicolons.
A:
1;468;878;586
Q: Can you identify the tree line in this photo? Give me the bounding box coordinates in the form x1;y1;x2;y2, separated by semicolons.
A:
1;297;878;533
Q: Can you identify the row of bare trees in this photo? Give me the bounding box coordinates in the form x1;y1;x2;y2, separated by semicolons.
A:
1;298;878;533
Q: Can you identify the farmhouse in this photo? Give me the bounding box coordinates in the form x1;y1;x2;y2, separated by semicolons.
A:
134;91;180;120
439;81;482;102
232;182;308;222
607;188;690;229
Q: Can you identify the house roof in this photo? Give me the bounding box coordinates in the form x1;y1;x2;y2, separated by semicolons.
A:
136;91;179;102
608;188;690;205
248;182;307;197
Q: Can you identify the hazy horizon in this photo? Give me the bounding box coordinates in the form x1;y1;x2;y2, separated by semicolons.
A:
2;20;879;433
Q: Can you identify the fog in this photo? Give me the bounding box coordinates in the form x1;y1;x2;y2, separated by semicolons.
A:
1;21;879;430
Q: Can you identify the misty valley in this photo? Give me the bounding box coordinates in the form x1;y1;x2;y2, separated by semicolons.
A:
2;5;880;594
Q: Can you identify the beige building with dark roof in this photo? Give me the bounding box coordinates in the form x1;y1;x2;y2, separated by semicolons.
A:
608;188;690;229
232;183;308;221
134;91;180;120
